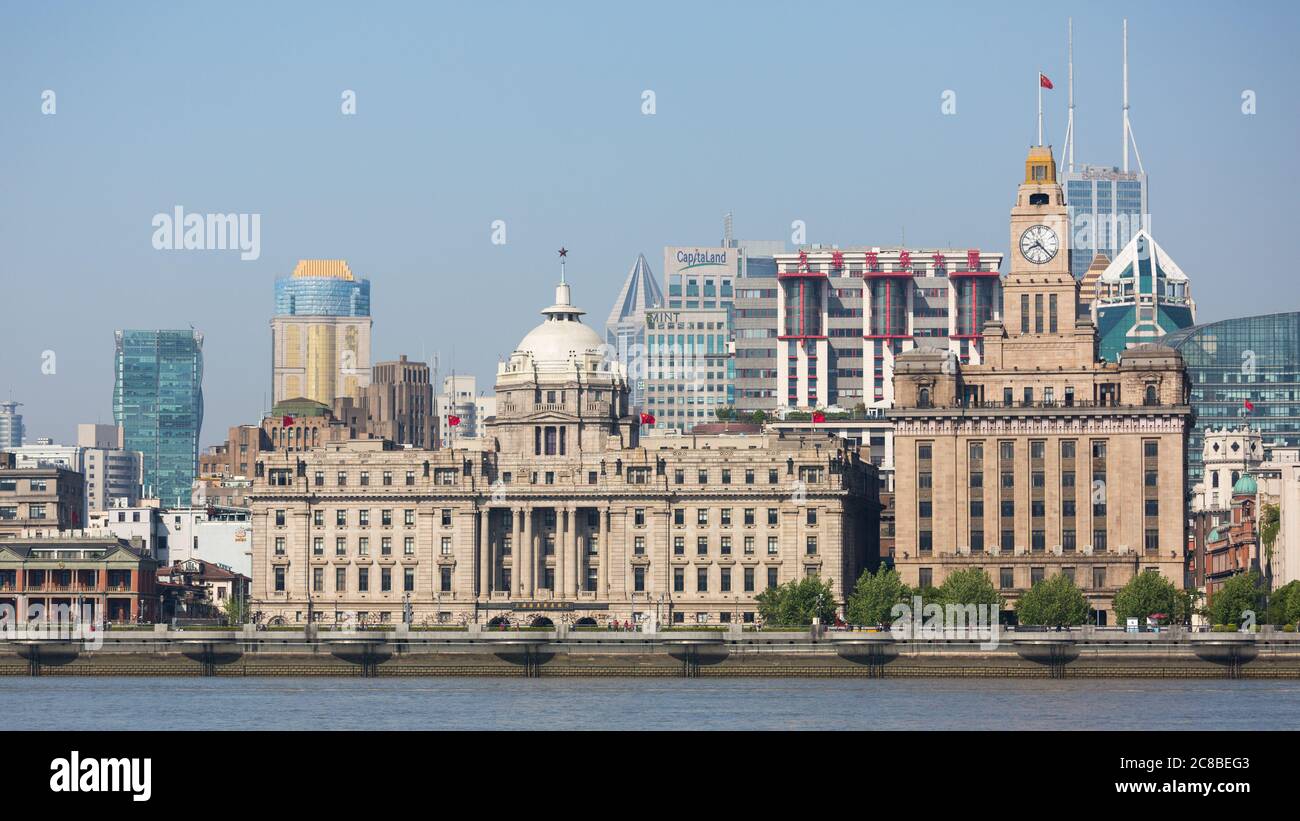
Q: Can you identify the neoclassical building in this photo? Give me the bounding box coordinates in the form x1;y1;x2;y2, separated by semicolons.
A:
890;146;1192;623
248;279;879;627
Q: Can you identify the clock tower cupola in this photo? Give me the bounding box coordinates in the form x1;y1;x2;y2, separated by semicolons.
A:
983;145;1097;369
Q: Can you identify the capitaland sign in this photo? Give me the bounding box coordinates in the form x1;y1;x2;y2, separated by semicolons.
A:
664;246;732;277
675;249;728;268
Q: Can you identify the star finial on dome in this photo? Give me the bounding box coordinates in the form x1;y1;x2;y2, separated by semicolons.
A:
557;247;568;283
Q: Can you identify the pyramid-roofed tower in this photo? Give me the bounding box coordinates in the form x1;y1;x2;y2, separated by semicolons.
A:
1092;229;1196;362
604;253;664;333
603;253;665;409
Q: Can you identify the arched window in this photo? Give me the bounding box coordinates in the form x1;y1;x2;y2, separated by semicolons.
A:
1144;385;1157;406
918;387;931;408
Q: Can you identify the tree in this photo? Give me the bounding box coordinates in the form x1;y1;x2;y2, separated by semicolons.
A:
1261;503;1281;556
845;566;911;625
1015;573;1089;627
935;568;1003;610
755;575;837;627
222;593;246;626
1114;571;1178;624
1208;571;1265;627
1266;581;1299;626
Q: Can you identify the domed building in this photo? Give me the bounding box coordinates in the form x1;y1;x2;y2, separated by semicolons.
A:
1204;472;1263;603
490;281;639;457
248;275;880;628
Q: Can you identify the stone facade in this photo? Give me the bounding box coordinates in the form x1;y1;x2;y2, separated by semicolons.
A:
248;280;879;627
889;146;1191;624
0;463;87;538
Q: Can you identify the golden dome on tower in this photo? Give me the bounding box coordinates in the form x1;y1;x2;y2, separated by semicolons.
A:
1024;146;1057;184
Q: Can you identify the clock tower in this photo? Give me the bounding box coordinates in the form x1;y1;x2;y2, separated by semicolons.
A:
985;145;1097;368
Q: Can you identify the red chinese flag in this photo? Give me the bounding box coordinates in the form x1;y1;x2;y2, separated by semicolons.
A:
282;415;294;426
640;412;655;425
448;415;461;426
812;411;826;423
1039;73;1054;90
1244;400;1255;412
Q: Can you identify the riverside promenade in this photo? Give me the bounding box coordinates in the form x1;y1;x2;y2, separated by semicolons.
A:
2;624;1298;678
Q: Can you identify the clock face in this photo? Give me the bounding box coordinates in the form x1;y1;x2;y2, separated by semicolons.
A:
1019;224;1059;264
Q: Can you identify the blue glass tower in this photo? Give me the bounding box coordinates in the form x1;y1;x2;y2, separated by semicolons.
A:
274;270;370;316
1159;312;1300;485
113;329;204;506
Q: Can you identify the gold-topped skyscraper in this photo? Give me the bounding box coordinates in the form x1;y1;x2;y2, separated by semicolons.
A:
271;259;373;407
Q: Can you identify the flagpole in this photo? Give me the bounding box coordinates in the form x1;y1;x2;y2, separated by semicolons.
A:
1037;73;1043;146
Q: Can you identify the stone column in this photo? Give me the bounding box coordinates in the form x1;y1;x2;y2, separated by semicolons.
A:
522;506;534;597
553;506;564;597
511;507;522;597
598;507;610;598
478;508;491;598
567;505;579;596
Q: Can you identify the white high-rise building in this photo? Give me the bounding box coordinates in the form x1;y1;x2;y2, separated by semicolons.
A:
0;401;24;449
436;375;495;447
8;425;142;514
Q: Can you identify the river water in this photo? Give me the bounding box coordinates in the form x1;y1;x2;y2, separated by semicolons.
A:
3;677;1298;730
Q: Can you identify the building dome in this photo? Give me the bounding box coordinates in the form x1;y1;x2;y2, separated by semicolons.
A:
1233;473;1258;496
509;282;608;371
1207;527;1221;543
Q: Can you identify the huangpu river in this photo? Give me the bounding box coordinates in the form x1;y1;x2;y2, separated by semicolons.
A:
2;678;1298;730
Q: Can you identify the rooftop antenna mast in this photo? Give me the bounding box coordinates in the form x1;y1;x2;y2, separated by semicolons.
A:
1066;18;1075;173
723;212;734;247
1123;18;1145;174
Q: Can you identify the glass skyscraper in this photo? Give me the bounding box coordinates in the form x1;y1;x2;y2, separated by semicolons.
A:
1064;164;1148;279
113;329;204;506
1159;312;1300;485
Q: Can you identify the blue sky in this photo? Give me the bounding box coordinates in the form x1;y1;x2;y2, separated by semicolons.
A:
2;0;1297;448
